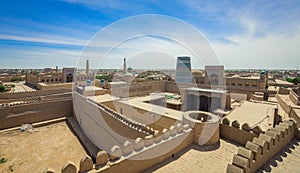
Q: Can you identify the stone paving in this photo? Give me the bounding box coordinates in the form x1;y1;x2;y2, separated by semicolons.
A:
146;139;240;173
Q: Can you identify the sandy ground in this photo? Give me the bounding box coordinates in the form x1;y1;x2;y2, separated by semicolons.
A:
0;121;87;173
146;139;240;173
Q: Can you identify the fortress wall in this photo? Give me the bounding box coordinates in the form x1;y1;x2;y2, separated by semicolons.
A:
37;82;73;90
56;125;193;173
276;93;292;115
0;105;10;116
111;81;166;98
0;98;72;130
226;120;296;173
220;118;260;146
73;93;154;153
101;101;117;111
0;88;71;99
0;92;71;104
113;101;177;132
290;108;300;128
289;90;300;105
97;125;193;173
278;87;290;94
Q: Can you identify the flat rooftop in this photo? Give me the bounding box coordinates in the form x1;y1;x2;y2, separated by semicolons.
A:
0;121;87;172
186;87;227;94
146;139;240;173
226;101;276;131
120;94;184;121
88;94;120;103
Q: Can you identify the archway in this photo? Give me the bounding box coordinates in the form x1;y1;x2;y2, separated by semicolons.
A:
66;73;73;83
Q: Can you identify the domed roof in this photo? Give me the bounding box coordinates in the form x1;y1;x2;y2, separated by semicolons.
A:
192;69;203;76
232;74;241;78
124;73;133;77
127;67;133;71
260;71;265;75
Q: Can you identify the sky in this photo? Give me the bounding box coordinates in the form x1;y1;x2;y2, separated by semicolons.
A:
0;0;300;69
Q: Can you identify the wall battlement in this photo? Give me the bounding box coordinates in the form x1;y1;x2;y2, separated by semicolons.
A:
0;97;72;130
226;119;296;173
0;88;71;99
93;99;155;136
48;124;193;173
220;118;262;145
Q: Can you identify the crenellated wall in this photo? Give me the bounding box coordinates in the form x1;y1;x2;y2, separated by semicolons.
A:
51;124;194;173
289;90;300;106
0;97;72;130
290;108;300;128
0;88;71;99
226;120;296;173
73;93;156;153
220;118;261;146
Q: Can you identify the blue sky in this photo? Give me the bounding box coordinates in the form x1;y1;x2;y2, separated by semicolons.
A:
0;0;300;69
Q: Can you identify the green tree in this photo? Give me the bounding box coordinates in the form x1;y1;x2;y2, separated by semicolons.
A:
0;85;5;92
96;75;112;81
10;77;22;82
10;84;15;88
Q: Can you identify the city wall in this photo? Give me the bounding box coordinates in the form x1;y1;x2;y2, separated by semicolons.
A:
0;88;71;99
105;100;178;132
220;118;261;146
276;91;293;115
290;108;300;128
50;123;194;173
227;120;296;173
0;97;72;130
289;89;300;106
110;81;166;98
73;93;155;153
37;82;73;90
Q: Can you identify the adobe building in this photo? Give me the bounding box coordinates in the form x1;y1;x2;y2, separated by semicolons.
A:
1;61;300;172
25;60;94;90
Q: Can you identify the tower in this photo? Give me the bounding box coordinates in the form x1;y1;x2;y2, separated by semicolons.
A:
86;59;89;75
175;56;192;83
123;58;127;73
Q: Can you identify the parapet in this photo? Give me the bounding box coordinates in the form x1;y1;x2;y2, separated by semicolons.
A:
221;118;263;146
51;123;193;173
226;119;296;173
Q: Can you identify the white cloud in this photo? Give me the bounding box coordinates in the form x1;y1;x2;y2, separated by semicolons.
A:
0;34;86;46
211;25;300;69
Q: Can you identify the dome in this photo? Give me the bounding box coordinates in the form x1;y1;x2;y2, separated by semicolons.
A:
127;67;133;71
123;73;134;82
87;79;91;83
231;74;241;78
192;69;203;76
124;73;133;77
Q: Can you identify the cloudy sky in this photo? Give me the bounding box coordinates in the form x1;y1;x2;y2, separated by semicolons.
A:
0;0;299;69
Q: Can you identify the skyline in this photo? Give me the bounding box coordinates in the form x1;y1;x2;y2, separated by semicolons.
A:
0;0;300;69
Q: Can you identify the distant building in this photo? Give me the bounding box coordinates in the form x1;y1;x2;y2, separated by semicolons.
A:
175;56;192;83
123;58;127;73
204;65;225;88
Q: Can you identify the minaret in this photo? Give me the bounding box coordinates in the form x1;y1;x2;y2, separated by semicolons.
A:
86;59;89;74
123;58;127;73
